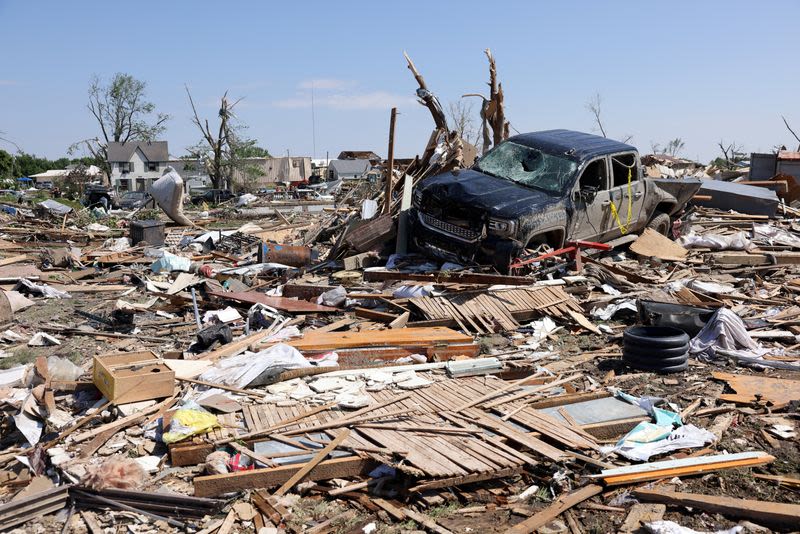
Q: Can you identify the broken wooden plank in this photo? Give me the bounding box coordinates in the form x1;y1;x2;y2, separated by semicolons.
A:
506;484;602;534
0;254;30;268
288;326;472;353
629;228;687;262
71;394;176;443
752;473;800;488
273;430;350;496
634;488;800;528
712;371;800;410
591;451;774;486
402;506;454;534
354;307;399;323
207;289;336;313
194;456;375;497
200;330;275;362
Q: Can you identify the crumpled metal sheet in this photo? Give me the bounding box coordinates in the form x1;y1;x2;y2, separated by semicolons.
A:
149;167;193;226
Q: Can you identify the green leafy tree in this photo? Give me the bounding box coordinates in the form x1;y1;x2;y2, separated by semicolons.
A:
14;153;51;177
0;149;16;180
234;143;271;159
71;73;169;183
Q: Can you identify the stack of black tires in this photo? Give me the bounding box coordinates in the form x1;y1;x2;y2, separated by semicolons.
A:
622;326;689;373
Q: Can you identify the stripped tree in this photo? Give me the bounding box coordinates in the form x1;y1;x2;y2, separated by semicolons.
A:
186;87;246;190
464;49;510;154
586;92;632;144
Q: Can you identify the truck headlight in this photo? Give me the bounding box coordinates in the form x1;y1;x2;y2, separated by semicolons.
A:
412;189;423;207
487;218;516;236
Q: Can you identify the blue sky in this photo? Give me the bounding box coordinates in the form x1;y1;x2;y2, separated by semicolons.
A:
1;0;798;163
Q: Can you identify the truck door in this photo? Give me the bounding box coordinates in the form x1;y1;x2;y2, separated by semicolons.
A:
569;157;610;242
600;153;646;240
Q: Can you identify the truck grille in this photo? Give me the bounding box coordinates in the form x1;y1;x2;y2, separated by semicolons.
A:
420;212;480;241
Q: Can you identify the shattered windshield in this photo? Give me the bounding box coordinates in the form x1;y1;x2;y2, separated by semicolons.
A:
475;141;578;194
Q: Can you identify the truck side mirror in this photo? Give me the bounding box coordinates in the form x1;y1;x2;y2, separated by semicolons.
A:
578;187;598;204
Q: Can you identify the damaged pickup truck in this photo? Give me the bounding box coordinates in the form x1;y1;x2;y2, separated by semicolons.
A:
410;129;701;271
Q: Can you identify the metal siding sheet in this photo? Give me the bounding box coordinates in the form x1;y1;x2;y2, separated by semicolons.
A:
749;153;777;180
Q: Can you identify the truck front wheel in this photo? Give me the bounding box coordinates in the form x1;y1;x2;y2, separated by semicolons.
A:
647;211;671;237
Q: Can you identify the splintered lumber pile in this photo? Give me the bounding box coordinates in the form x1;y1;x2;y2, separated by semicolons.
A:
408;286;583;333
192;375;623;498
0;486;70;531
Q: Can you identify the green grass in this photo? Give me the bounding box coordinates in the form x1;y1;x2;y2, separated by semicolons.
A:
0;194;22;204
0;348;39;369
427;502;460;518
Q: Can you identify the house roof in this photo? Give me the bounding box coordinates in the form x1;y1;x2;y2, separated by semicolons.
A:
329;159;371;175
778;150;800;161
107;141;168;162
511;130;636;162
338;151;380;160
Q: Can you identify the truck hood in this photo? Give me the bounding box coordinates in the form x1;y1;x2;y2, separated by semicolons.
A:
420;169;562;219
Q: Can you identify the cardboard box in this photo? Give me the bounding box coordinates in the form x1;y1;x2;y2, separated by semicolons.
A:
93;351;175;404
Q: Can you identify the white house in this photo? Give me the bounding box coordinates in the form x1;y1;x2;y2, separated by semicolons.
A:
107;141;169;191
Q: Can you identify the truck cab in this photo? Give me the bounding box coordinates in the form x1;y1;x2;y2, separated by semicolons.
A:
410;129;699;271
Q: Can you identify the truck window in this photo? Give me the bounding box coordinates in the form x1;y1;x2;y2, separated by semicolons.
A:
611;153;637;188
475;141;578;194
578;159;608;191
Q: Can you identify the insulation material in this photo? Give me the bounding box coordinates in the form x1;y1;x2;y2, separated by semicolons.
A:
204;451;231;475
678;232;754;251
81;457;146;491
199;343;311;388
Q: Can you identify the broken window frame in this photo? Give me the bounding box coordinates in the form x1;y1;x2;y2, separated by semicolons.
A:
474;140;579;195
576;157;610;192
610;152;639;189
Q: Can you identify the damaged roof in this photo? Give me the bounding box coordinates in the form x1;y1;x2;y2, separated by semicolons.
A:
511;129;636;161
106;141;169;162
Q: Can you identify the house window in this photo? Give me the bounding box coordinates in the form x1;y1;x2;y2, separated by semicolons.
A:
119;162;131;174
146;162;158;172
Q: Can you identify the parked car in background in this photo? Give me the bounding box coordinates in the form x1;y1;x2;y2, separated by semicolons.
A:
118;190;154;210
82;184;118;210
190;189;235;205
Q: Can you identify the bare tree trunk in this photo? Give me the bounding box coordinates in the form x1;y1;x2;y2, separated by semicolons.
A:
485;49;509;147
782;116;800;151
404;52;447;131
